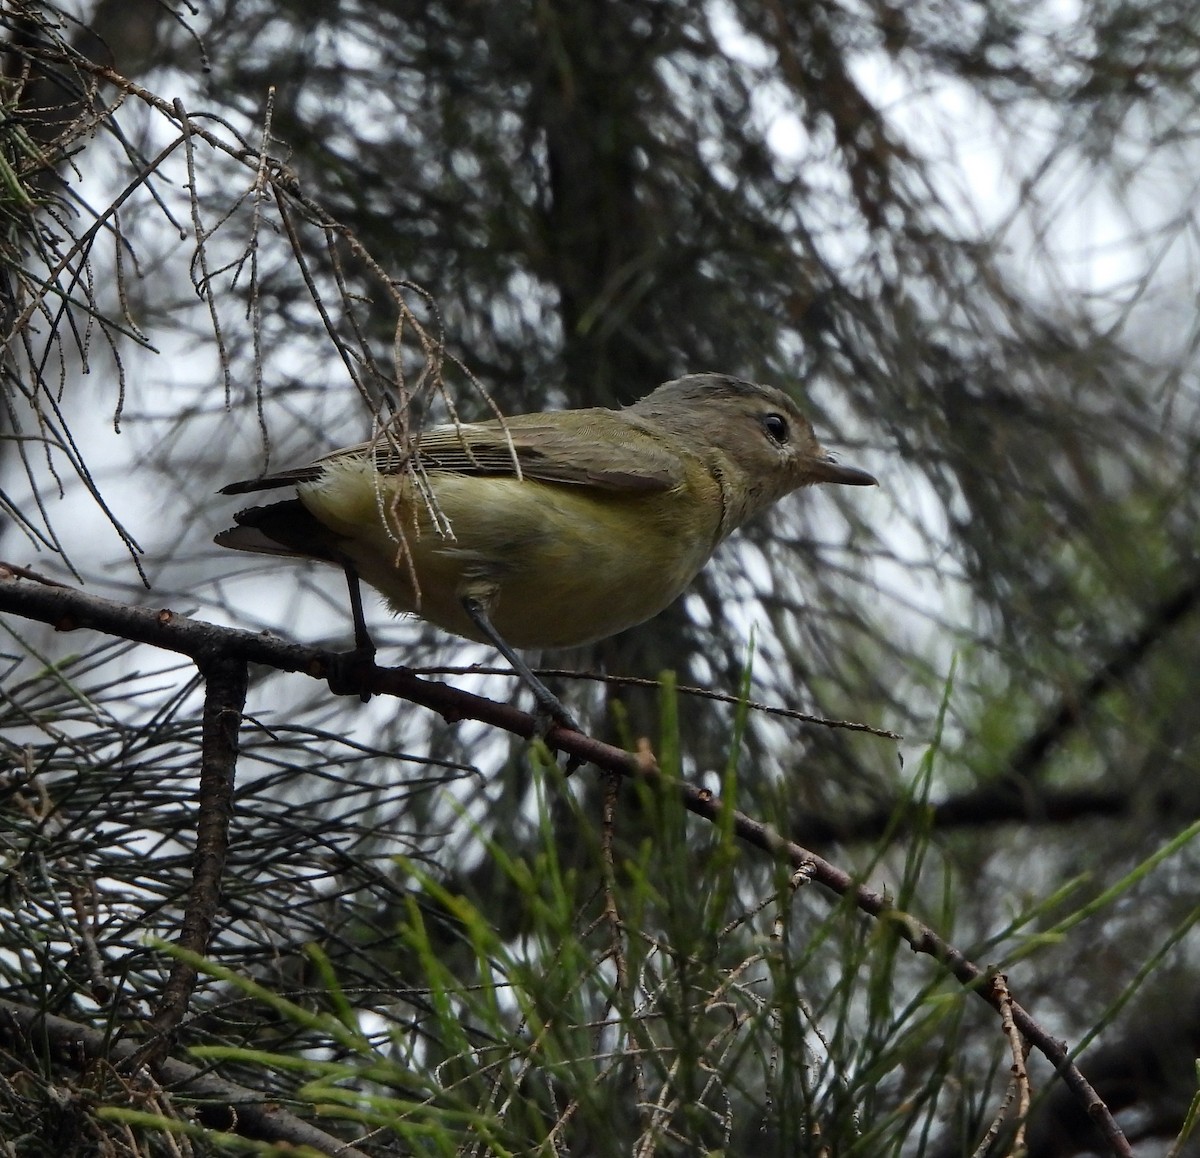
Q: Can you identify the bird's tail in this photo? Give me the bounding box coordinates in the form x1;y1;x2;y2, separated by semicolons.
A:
214;499;342;563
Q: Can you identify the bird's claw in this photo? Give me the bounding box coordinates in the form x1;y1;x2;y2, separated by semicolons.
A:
531;700;586;775
326;644;377;702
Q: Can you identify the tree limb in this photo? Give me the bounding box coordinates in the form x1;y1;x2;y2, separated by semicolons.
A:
0;564;1134;1158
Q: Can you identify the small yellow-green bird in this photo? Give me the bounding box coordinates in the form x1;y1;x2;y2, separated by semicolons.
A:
216;373;876;725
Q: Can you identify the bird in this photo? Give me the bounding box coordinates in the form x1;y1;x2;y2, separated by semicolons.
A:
216;373;876;728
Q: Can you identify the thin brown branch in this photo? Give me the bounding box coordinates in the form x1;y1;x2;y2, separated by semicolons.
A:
973;972;1032;1158
146;652;248;1051
0;564;1133;1158
424;665;901;738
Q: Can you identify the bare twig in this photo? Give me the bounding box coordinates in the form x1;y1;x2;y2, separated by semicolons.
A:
972;972;1034;1157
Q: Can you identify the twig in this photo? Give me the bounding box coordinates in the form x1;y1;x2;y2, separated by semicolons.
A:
419;665;900;738
972;972;1033;1157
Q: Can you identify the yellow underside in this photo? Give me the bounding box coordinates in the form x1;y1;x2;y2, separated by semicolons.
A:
297;459;721;649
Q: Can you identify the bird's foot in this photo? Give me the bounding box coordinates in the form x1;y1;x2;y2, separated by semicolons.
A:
530;696;586;775
326;643;378;703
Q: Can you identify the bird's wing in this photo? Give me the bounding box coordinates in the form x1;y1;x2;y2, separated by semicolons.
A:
221;412;685;496
406;415;682;492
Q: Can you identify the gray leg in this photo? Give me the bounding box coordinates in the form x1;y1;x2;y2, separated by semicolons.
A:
461;595;582;734
332;560;375;703
342;561;375;655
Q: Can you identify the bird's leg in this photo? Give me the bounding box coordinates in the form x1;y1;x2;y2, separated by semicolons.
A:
326;560;376;702
343;561;375;656
461;594;582;736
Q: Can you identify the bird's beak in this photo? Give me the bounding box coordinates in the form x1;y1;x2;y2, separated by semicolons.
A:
810;454;878;487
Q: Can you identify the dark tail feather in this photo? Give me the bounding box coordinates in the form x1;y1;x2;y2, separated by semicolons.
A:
219;467;323;496
214;499;342;563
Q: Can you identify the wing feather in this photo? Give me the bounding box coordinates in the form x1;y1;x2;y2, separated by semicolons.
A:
221;411;684;496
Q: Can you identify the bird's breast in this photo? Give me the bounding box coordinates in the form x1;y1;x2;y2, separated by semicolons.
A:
298;459;723;648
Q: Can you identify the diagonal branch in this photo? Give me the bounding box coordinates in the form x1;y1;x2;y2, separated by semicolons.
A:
0;564;1133;1157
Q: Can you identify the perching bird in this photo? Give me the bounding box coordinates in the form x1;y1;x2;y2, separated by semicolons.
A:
216;373;876;726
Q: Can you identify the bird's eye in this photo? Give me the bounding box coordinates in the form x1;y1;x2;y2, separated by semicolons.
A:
762;413;789;443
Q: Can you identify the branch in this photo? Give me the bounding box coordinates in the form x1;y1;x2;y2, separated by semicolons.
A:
0;996;370;1158
147;652;249;1050
0;565;1133;1157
